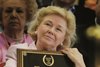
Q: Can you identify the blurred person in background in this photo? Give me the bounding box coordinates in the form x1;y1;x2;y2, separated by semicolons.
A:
0;0;38;67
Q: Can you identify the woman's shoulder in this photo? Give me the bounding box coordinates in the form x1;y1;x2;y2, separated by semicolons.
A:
6;43;33;60
9;43;31;50
8;42;37;53
24;34;33;44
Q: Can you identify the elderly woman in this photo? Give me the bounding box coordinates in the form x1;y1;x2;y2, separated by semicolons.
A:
4;6;86;67
0;0;38;66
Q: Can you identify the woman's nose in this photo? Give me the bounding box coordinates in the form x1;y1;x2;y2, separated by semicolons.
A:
12;10;17;17
48;28;55;35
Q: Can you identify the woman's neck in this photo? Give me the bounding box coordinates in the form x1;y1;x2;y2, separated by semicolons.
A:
4;30;24;41
36;40;56;51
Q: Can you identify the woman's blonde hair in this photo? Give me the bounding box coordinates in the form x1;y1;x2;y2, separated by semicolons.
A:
28;6;76;47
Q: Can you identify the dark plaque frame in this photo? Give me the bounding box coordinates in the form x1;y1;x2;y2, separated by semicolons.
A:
17;49;74;67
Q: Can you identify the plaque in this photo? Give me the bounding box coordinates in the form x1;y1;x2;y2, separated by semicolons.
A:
17;49;74;67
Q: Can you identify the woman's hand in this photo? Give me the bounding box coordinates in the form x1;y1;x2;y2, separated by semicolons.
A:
61;48;86;67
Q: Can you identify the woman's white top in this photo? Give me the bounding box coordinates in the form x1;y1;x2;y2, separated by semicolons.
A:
4;41;37;67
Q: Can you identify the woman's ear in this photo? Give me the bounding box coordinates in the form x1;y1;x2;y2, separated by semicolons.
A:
34;31;37;34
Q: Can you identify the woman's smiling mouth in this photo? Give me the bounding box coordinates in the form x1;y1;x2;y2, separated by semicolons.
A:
44;35;55;41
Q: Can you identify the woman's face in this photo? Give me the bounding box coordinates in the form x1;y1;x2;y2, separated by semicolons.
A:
2;0;26;31
36;14;67;50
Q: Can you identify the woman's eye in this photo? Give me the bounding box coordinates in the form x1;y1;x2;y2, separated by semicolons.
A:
56;28;62;32
16;8;24;13
45;23;52;26
5;8;12;13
